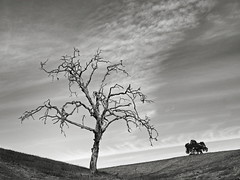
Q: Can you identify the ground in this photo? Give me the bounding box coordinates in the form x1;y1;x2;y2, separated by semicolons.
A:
102;149;240;180
1;147;240;179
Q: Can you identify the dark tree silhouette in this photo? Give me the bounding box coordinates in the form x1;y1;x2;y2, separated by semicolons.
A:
19;48;158;174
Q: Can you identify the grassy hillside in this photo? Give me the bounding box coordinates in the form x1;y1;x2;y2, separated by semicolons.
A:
102;149;240;180
1;147;240;180
0;147;119;180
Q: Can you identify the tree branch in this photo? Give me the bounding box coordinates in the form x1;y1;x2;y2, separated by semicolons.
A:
100;83;157;144
19;99;95;134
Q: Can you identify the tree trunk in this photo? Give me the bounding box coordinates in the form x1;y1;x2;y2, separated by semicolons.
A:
90;132;101;174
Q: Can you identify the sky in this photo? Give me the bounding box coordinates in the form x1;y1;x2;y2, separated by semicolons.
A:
1;0;240;168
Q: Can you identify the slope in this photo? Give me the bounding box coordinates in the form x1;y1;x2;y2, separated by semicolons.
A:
102;149;240;180
0;147;118;180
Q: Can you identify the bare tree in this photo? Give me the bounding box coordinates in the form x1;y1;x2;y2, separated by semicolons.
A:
19;48;158;174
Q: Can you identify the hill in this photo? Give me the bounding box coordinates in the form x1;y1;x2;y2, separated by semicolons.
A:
102;149;240;180
0;147;118;180
1;147;240;180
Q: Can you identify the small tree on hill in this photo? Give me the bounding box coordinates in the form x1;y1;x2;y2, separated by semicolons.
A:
19;48;158;174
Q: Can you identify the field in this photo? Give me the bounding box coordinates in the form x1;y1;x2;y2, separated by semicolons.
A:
102;149;240;180
0;147;240;179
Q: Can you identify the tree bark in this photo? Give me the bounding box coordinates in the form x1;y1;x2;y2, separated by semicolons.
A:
90;132;102;174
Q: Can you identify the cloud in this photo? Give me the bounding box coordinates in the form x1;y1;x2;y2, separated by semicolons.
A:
81;0;217;82
195;1;240;43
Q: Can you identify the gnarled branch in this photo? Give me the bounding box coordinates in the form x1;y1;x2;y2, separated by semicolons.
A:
19;99;95;135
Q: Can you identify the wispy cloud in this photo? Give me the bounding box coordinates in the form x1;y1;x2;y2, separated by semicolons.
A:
80;0;217;85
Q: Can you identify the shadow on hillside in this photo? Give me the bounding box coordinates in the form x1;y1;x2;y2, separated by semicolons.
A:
0;148;119;180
